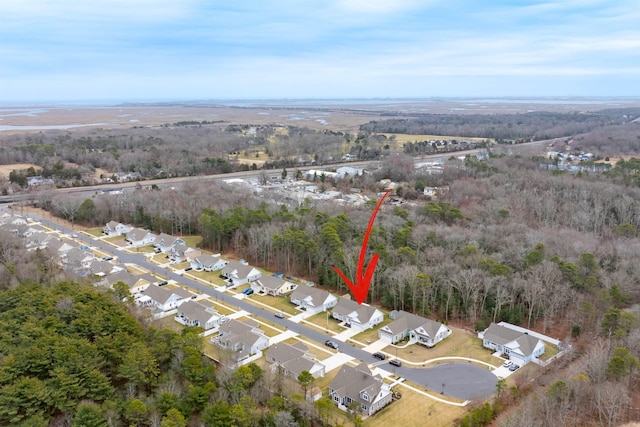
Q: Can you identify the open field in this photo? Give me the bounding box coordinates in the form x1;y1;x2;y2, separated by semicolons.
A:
0;163;40;176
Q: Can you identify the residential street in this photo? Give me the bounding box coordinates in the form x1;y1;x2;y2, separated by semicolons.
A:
20;207;498;401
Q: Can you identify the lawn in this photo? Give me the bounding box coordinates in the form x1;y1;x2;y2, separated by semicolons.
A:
394;327;499;367
187;269;227;286
181;235;202;247
369;386;466;427
151;315;184;334
251;294;299;315
303;312;345;334
104;236;127;246
151;253;170;264
538;341;560;361
85;227;105;237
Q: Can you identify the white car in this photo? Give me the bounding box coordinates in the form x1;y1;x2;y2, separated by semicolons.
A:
503;360;513;368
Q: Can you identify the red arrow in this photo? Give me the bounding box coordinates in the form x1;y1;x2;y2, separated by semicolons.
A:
332;189;391;304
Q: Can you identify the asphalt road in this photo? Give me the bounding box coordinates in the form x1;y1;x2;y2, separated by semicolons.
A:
24;209;498;400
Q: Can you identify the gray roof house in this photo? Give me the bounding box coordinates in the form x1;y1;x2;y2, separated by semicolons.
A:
190;254;228;272
265;342;325;379
378;310;451;347
175;300;223;330
89;260;124;277
103;221;132;236
221;260;261;287
125;228;156;247
290;286;338;314
154;233;184;253
101;270;153;294
479;322;545;366
332;297;384;332
212;319;269;365
170;244;201;263
65;247;95;270
329;362;392;417
251;275;297;296
138;285;193;311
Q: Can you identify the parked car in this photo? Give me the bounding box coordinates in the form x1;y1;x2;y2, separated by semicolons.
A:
274;312;285;319
101;256;113;261
389;359;402;367
242;288;254;295
157;281;168;286
184;267;192;271
509;364;520;371
372;352;386;360
324;340;339;350
503;360;513;368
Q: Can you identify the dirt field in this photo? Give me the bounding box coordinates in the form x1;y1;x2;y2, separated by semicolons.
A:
0;163;40;177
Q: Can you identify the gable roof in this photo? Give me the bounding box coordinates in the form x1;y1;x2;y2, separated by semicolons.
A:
126;227;155;242
178;300;219;325
383;310;445;337
333;298;379;323
222;260;257;278
483;323;525;346
291;286;335;307
508;334;542;356
330;362;387;407
143;285;192;305
257;275;288;291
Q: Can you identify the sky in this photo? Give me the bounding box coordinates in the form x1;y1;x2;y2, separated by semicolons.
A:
1;0;640;103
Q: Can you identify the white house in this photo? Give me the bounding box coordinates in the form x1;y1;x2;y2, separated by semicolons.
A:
169;244;201;263
251;275;297;296
332;297;384;332
212;319;269;364
479;322;546;366
101;270;155;294
378;310;451;347
190;254;228;272
175;300;223;330
125;228;156;247
221;260;261;287
329;362;392;416
265;342;325;378
139;285;193;311
290;287;337;314
154;233;184;253
103;221;132;236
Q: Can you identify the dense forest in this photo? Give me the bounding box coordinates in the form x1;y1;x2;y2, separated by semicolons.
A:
358;108;640;141
0;281;337;426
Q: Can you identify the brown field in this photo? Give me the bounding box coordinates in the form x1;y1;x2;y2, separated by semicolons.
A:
0;163;40;176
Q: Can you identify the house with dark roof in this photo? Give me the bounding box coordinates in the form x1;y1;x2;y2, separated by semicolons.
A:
479;322;545;366
329;362;392;416
221;260;261;287
65;247;95;270
265;342;325;378
378;310;451;347
175;300;223;330
332;297;384;331
212;319;269;364
153;233;184;253
89;260;124;277
251;275;297;296
290;286;337;314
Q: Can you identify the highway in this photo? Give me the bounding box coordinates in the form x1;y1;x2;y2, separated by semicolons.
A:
0;139;548;204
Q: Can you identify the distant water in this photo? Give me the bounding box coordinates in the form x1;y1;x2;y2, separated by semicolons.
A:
0;123;111;131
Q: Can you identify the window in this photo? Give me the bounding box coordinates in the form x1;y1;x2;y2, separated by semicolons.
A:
362;405;368;412
334;395;339;402
362;393;369;401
